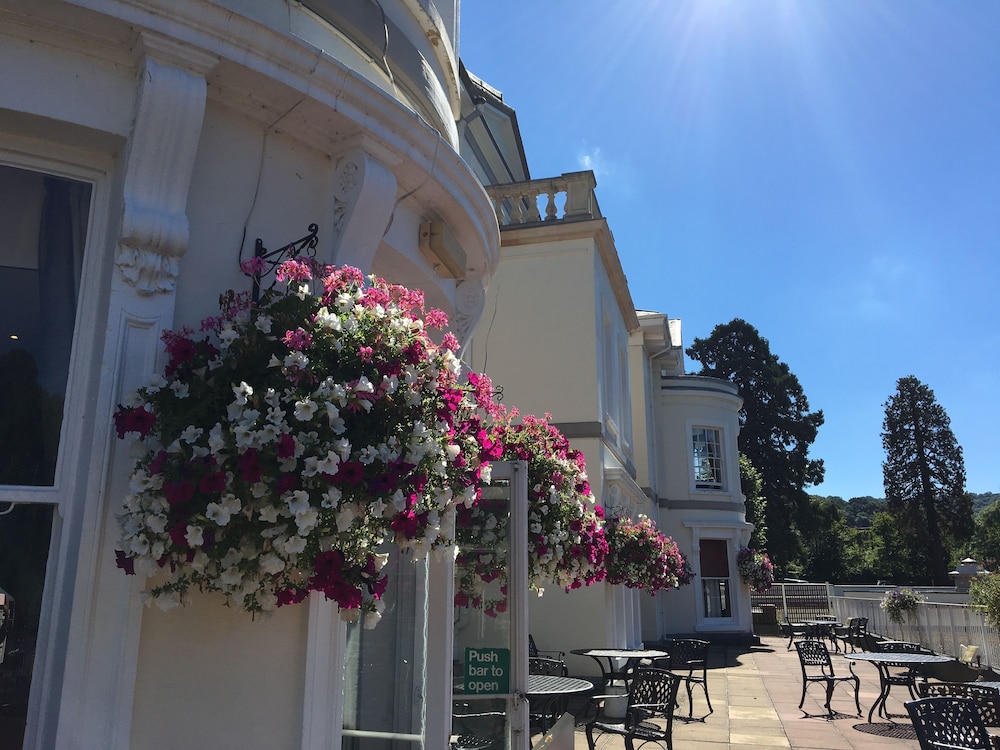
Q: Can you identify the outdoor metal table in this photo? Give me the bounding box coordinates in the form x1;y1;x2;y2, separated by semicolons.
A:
569;648;669;690
802;619;842;650
526;674;593;735
849;651;953;722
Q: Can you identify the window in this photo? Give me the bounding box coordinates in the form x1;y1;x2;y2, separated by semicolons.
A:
699;539;731;619
692;427;724;491
0;164;92;750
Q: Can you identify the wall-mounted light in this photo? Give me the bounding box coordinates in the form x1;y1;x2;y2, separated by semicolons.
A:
418;221;465;279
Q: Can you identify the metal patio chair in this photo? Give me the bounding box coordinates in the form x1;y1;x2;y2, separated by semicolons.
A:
905;696;1000;750
585;667;681;750
917;681;1000;729
794;639;861;717
658;638;713;718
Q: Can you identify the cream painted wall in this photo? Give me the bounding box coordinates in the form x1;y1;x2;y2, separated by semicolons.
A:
131;591;309;749
467;240;600;423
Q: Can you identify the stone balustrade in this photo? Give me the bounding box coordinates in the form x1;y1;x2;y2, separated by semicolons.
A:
486;170;602;227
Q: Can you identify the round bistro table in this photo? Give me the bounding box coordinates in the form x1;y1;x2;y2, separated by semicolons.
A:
849;651;952;722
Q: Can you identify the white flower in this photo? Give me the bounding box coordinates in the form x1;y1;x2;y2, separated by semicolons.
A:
218;324;240;349
170;380;190;398
294;399;318;421
282;535;307;554
259;553;285;576
295;507;319;534
254;314;272;333
259;505;281;523
286;490;311;515
180;425;203;444
333;438;351;461
206;502;232;526
233;381;254;405
321;486;342;509
185;525;205;547
315;307;341;331
284;351;309;370
145;514;168;534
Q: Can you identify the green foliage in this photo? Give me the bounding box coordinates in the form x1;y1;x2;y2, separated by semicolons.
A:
739;454;767;549
882;375;972;585
971;500;1000;570
969;573;1000;629
798;496;849;583
843;496;886;528
686;319;824;570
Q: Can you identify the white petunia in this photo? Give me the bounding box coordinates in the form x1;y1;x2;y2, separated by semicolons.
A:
180;425;203;444
254;314;272;333
282;535;307;554
206;502;232;526
286;490;311;515
315;450;341;475
218;324;240;349
259;553;285;576
321;486;342;509
259;505;281;523
294;399;318;421
294;507;318;534
233;381;254;405
170;380;190;398
185;525;205;547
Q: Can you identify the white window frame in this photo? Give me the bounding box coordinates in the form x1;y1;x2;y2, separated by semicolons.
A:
690;425;726;493
683;523;746;632
0;139;115;750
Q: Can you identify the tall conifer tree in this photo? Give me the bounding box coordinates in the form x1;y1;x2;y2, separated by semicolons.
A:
881;375;972;584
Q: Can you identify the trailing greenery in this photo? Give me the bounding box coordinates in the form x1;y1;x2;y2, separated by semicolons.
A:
969;573;1000;628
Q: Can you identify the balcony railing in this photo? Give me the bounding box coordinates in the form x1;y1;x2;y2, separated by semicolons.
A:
485;171;601;228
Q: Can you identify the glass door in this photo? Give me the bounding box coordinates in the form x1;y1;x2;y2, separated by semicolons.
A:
452;461;528;750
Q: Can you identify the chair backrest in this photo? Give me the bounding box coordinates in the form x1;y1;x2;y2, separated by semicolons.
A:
877;641;923;653
905;696;995;750
528;657;567;677
528;634;539;658
667;639;710;671
795;638;834;669
626;667;681;731
916;683;1000;728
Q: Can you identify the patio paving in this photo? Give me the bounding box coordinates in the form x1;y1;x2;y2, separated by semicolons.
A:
553;635;923;750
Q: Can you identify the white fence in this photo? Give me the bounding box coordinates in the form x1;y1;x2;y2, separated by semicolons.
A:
831;595;999;670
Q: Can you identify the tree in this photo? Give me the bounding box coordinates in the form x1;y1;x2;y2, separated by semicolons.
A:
843;496;886;528
881;375;973;585
687;319;824;569
798;496;848;583
971;500;1000;571
740;454;767;549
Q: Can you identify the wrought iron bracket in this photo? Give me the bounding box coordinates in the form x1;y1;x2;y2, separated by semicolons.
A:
248;223;319;302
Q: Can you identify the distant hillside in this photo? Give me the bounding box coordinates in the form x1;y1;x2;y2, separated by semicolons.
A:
810;492;999;528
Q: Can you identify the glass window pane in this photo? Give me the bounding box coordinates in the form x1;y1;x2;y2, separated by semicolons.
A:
343;545;427;749
0;503;55;748
0;166;91;486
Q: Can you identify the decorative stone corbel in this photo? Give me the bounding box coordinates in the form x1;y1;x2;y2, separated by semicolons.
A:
452;274;486;348
115;35;216;294
330;149;397;271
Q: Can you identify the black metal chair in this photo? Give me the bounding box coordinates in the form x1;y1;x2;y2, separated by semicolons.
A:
528;634;565;660
876;641;926;700
794;640;861;717
585;667;681;750
781;615;808;651
917;682;1000;729
905;696;1000;750
658;638;713;718
835;617;869;653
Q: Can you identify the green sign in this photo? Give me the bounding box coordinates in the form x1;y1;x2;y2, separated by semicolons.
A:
464;647;510;694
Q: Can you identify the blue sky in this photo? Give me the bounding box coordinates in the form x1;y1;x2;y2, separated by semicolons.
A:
459;1;1000;501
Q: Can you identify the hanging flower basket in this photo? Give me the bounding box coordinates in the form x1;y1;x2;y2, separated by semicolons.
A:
454;410;608;612
113;260;497;625
880;586;924;625
736;547;774;593
604;514;693;593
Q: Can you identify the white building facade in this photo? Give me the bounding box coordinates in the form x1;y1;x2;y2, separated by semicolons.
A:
0;2;500;748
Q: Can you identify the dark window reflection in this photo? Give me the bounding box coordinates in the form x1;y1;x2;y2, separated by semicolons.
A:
0;166;91;486
0;503;54;748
